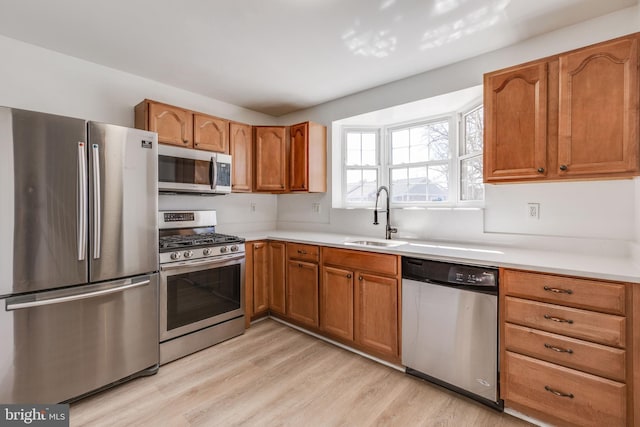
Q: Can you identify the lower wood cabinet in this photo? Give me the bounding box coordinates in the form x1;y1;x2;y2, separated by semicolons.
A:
249;241;269;318
287;260;319;328
268;241;286;315
354;272;398;357
320;266;354;341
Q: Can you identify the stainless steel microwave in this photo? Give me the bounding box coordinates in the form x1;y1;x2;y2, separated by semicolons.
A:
158;145;231;194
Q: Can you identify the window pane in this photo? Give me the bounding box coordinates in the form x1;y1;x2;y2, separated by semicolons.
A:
428;122;449;161
428;164;449;202
409;127;428;163
460;155;484;201
346;131;377;166
346;169;378;203
464;106;483;155
392;129;409;147
390;168;408;202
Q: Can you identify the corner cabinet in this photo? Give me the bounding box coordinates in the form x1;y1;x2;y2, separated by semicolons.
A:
230;122;253;192
254;126;287;192
484;33;640;183
289;122;327;192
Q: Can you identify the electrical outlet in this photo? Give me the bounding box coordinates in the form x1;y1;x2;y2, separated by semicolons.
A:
527;203;540;220
250;202;256;213
312;203;321;214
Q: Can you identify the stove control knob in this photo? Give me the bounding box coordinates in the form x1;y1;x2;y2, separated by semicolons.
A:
170;252;181;260
203;248;212;256
184;250;194;259
220;246;228;253
230;245;239;252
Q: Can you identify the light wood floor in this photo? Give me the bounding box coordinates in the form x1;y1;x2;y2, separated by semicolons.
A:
71;319;532;426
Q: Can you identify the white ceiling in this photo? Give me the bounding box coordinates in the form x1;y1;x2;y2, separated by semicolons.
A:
0;0;635;116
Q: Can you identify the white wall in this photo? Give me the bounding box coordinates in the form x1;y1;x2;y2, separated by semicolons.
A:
0;34;279;230
276;5;640;256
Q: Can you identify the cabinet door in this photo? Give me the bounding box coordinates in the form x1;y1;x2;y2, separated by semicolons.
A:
230;122;252;192
289;122;309;191
193;114;229;153
252;242;269;315
558;37;639;176
354;272;398;358
269;241;287;315
148;102;193;147
320;266;354;341
484;62;548;182
254;126;287;192
287;260;319;328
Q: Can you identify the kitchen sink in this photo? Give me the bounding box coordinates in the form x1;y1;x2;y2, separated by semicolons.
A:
344;239;407;248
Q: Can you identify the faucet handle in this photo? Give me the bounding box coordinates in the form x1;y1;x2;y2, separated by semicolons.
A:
389;227;398;234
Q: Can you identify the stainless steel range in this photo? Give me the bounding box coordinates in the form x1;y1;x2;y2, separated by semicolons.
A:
159;210;245;365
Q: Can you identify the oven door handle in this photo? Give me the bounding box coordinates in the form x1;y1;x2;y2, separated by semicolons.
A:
161;253;244;271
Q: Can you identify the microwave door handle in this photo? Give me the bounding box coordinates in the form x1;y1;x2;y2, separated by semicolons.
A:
77;142;87;261
210;155;218;190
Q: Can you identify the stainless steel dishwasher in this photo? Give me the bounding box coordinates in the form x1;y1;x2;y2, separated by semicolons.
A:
401;257;502;410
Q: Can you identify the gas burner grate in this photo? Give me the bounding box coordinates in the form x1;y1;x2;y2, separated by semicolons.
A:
159;232;243;250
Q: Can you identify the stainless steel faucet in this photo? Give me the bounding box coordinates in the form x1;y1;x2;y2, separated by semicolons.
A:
373;186;398;239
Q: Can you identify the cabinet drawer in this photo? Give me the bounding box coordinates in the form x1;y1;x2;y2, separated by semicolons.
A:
504;296;626;348
503;352;626;427
503;269;626;315
322;247;398;276
505;323;626;381
287;243;319;262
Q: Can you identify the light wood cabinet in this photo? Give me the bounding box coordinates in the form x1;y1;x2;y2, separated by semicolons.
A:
500;268;632;426
320;265;354;341
135;99;230;152
229;122;252;192
135;100;192;148
268;241;286;315
484;33;640;182
193;113;229;152
289;122;327;192
254;126;287;192
321;247;401;362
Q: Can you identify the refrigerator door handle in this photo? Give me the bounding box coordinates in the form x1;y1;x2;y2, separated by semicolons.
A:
210;155;218;190
77;142;87;261
5;279;151;311
92;143;102;259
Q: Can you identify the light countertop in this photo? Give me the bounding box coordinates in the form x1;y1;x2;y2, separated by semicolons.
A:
239;230;640;284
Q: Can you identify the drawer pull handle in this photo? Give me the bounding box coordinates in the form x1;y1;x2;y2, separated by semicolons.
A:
297;250;307;255
543;286;573;295
544;343;573;354
544;385;574;399
543;314;573;324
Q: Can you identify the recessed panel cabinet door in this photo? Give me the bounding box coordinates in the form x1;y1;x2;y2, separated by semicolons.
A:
354;272;398;358
289;122;308;191
148;102;192;147
269;241;286;315
558;37;639;176
287;260;319;328
193;114;229;153
252;242;269;315
254;126;287;192
320;266;354;341
484;62;548;182
230;122;252;192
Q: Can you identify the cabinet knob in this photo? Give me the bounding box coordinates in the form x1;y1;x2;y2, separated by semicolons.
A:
346;274;352;279
298;263;302;268
559;164;568;171
358;276;363;281
183;139;189;144
537;167;545;173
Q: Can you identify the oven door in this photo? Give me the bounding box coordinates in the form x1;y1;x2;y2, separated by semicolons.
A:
159;253;244;342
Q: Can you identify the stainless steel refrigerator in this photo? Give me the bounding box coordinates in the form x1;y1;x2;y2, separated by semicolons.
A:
0;107;159;404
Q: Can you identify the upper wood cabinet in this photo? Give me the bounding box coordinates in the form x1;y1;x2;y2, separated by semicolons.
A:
289;122;327;192
230;122;253;192
193;113;229;152
484;33;640;183
135;99;229;153
135;100;192;148
558;37;638;177
484;62;548;181
254;126;287;192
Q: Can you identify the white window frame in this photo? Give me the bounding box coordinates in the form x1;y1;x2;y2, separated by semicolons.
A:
340;99;483;209
458;102;484;205
342;127;382;207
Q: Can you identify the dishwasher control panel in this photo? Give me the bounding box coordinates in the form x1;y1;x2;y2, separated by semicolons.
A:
402;257;498;293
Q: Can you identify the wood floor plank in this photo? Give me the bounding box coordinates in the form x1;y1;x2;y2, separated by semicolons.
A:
70;320;531;427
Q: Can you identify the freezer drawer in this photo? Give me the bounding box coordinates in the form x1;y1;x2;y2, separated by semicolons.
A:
0;274;159;404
